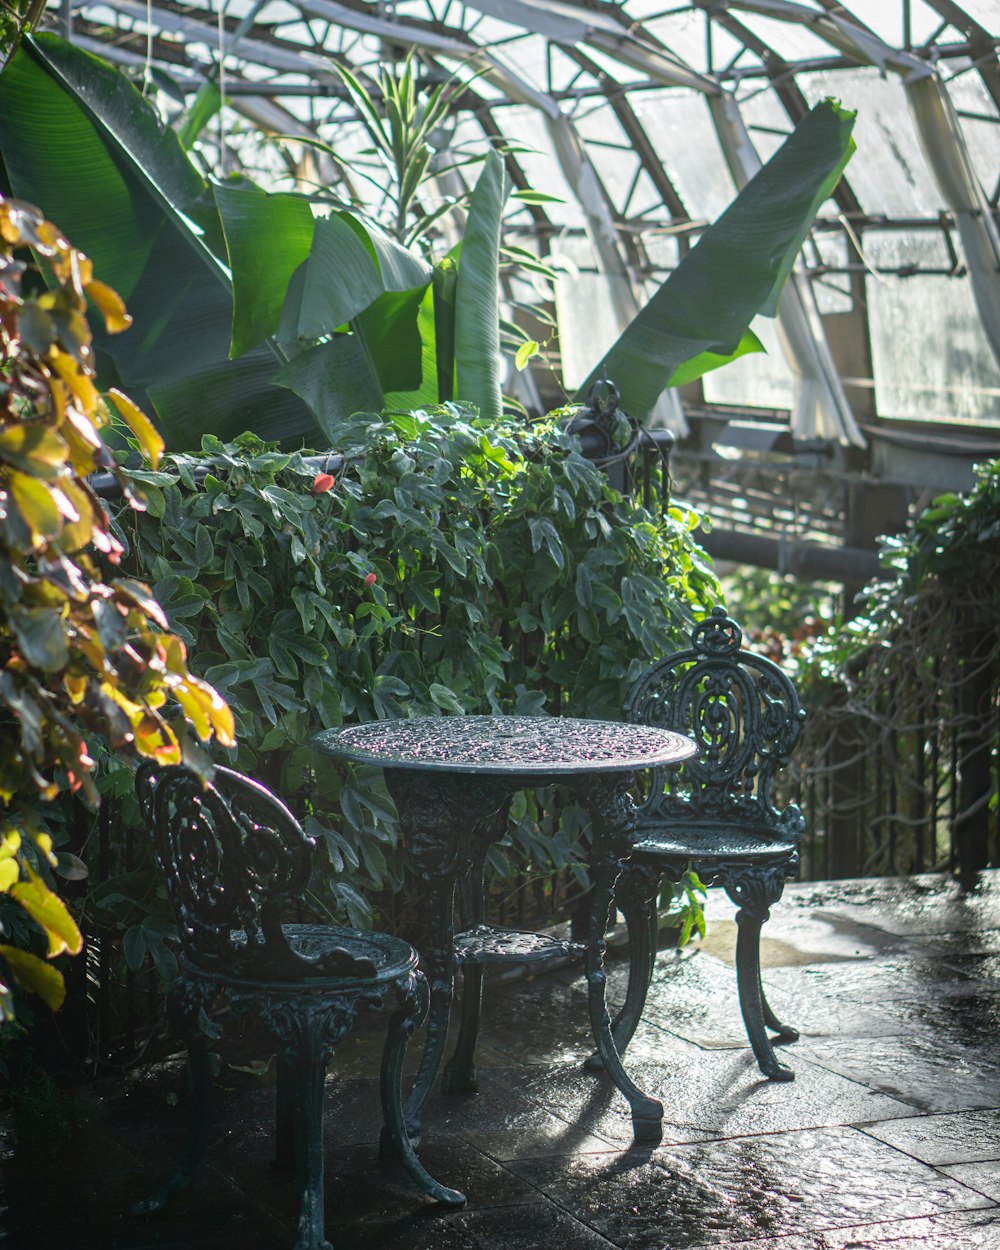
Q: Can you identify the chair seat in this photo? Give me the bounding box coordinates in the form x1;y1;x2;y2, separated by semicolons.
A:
189;923;418;987
632;824;798;865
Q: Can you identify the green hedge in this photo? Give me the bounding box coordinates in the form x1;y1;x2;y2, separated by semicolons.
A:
102;406;717;944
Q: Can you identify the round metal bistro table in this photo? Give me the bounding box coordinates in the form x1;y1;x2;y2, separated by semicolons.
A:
312;714;696;1143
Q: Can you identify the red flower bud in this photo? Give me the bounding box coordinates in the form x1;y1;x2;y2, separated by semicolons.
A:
364;572;377;586
312;473;335;493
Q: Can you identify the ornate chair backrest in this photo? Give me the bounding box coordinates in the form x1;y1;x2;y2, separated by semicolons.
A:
625;607;806;837
136;762;316;978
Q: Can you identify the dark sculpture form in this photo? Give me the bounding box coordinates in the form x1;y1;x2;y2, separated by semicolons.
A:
132;762;464;1250
608;606;807;1080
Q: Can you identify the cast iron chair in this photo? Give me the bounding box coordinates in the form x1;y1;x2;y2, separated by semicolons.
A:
608;606;806;1081
133;762;464;1250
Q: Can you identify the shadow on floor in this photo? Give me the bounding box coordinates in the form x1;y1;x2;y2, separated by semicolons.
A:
4;871;1000;1249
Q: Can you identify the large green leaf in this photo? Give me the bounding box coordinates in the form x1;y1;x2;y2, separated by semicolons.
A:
269;211;433;364
577;99;856;417
454;151;508;423
273;337;385;443
433;256;459;404
17;34;225;271
215;182;315;358
384;282;441;409
356;286;429;395
337;212;432;293
0;36;318;449
0;39;158;299
297;214;386;340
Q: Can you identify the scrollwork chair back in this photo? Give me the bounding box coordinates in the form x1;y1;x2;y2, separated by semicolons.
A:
137;762;317;977
626;606;806;841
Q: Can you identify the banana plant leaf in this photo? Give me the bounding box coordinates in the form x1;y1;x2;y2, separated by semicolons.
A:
577;99;856;418
0;35;319;448
273;337;386;443
214;182;315;359
454;150;508;424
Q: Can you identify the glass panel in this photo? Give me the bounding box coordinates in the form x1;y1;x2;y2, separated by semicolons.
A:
641;229;679;275
553;237;622;388
811;233;854;315
798;67;944;216
702;314;796;411
945;67;1000;197
628;4;712;73
843;0;905;46
737;10;840;61
866;231;1000;426
547;45;590;96
575;45;651;85
572;108;643;218
631;89;736;222
628;168;666;220
490;33;551;91
492;105;587;229
954;0;1000;28
907;0;962;44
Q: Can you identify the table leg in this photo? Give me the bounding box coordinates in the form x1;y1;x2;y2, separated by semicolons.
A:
581;775;664;1143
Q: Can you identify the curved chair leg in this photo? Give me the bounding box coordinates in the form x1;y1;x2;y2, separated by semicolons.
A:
584;862;660;1071
381;973;466;1207
131;978;213;1215
442;962;484;1094
274;1049;296;1171
583;777;664;1143
726;866;794;1081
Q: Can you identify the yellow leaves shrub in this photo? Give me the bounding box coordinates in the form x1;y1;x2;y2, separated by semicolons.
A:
0;193;235;1019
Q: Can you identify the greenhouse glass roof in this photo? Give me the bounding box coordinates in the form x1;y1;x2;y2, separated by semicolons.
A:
31;0;1000;447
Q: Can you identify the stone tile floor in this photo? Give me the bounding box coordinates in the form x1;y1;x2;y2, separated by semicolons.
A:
3;871;1000;1249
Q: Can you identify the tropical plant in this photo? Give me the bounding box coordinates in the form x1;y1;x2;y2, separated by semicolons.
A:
0;34;855;449
0;194;234;1022
287;53;487;252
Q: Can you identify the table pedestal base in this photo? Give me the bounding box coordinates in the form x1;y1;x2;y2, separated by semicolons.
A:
385;768;665;1144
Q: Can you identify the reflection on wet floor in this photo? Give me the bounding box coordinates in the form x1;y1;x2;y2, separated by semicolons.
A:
3;870;1000;1249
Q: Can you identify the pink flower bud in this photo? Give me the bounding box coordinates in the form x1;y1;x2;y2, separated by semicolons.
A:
312;473;335;493
364;571;377;586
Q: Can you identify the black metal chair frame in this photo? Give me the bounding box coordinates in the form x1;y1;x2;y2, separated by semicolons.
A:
133;762;464;1250
608;606;807;1081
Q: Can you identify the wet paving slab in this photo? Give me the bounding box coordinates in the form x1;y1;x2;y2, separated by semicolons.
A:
4;870;1000;1250
707;1208;1000;1249
793;1034;1000;1113
861;1108;1000;1165
507;1126;993;1247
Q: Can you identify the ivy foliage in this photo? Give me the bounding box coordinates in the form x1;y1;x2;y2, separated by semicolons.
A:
114;407;718;928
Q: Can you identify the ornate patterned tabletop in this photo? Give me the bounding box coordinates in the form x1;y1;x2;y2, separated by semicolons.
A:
312;714;696;1144
314;714;694;776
